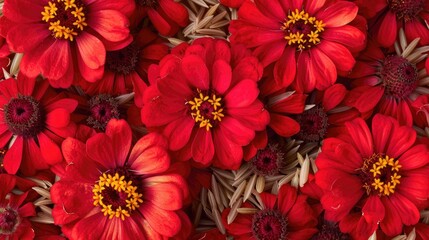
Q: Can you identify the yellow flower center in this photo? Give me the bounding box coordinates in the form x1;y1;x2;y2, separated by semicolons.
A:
360;155;402;196
41;0;88;41
281;9;325;51
188;90;225;131
92;172;143;220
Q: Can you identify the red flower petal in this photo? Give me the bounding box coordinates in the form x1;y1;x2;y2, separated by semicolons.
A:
376;11;397;47
224;79;258;108
76;32;105;70
345;117;374;157
88;10;130;42
131;146;170;175
254;0;285;20
105;119;131;166
322;84;347;111
3;136;23;174
70;211;106;240
278;184;297;214
128;133;168;164
139;203;181;237
317;40;355;72
236;1;280;28
159;0;189;27
372;114;394;154
38;132;62;165
45;109;70;128
316;1;358;27
191;129;214;165
181;55;209;90
164;117;195;151
0;174;15;199
323;25;366;50
145;182;183;211
260;192;277;210
389;193;420;225
212;60;232;95
305;0;326;15
269;113;300;137
274;47;296;88
213;129;243;170
86;133;116;169
362;195;385;223
220;117;254;146
61;138;100;180
386;123;416;158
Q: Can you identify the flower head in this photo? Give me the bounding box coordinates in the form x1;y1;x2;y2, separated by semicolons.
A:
50;119;189;239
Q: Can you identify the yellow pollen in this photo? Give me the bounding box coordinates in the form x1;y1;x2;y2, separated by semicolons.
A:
281;9;325;51
188;90;225;131
368;155;402;196
92;172;143;220
41;0;87;41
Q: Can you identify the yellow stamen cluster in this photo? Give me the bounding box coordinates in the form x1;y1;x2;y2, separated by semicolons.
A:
92;173;143;220
41;0;87;41
281;9;325;51
188;90;224;131
369;155;402;196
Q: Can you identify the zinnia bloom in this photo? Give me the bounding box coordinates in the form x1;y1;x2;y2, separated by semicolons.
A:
346;31;429;126
1;0;134;88
315;114;429;239
140;38;270;169
222;184;317;239
229;0;365;92
50;119;189;239
0;75;77;176
0;174;36;239
363;0;429;47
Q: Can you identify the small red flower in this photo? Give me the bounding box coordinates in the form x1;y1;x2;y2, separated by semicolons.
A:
0;174;36;239
362;0;429;47
222;184;317;239
229;0;365;92
315;114;429;239
50;119;189;239
0;75;77;176
1;0;134;88
346;35;429;126
140;38;270;169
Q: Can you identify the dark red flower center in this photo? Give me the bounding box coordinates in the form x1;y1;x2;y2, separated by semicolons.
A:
312;221;350;240
296;106;328;143
87;94;120;131
381;55;418;99
357;154;402;196
252;209;288;240
106;43;141;75
41;0;88;41
92;167;143;220
388;0;424;21
282;9;325;51
136;0;159;8
4;96;44;137
0;207;19;235
187;90;225;131
251;144;284;176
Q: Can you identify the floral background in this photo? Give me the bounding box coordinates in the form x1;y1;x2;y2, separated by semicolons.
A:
0;0;429;239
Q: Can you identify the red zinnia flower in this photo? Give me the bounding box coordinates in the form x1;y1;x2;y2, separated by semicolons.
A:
362;0;429;47
346;32;429;126
229;0;365;92
133;0;188;36
222;184;317;239
0;75;77;176
315;114;429;239
140;38;270;170
1;0;134;88
50;119;189;239
0;174;36;239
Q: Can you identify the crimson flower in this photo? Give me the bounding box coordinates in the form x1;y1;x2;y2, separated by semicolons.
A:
50;119;189;239
346;34;429;126
141;38;270;170
315;114;429;239
1;0;134;88
0;174;36;239
0;75;77;176
362;0;429;47
222;184;317;239
229;0;365;92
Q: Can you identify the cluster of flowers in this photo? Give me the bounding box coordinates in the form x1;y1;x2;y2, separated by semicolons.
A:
0;0;429;239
